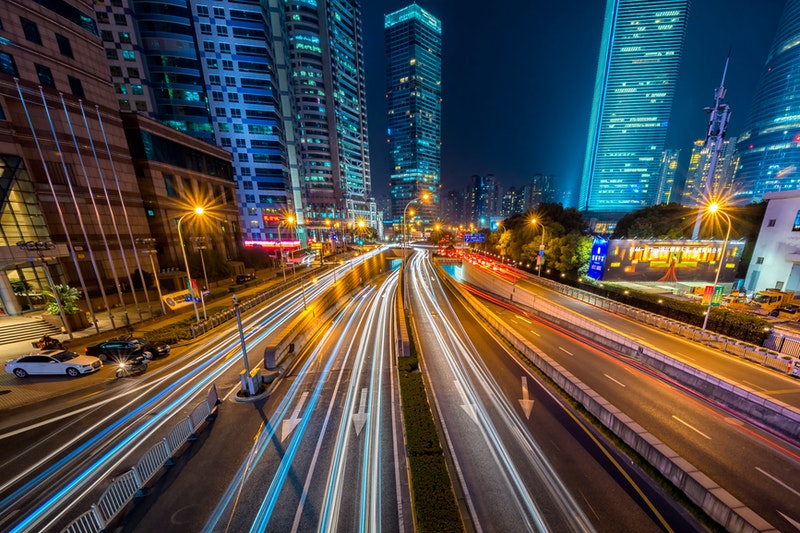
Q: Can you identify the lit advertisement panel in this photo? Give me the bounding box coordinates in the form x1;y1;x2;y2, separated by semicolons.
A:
599;239;745;283
587;238;609;280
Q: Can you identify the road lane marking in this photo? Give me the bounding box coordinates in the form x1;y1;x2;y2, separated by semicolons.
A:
515;315;531;324
529;330;540;337
352;388;368;436
673;352;695;361
454;380;477;424
282;391;309;442
757;467;800;498
519;376;535;419
672;416;711;440
741;380;767;392
604;374;626;388
558;347;573;356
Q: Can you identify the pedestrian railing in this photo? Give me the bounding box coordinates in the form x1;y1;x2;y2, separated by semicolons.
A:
61;385;219;533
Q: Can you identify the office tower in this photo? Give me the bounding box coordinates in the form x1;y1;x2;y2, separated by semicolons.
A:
734;0;800;204
97;0;299;241
657;149;680;204
579;0;690;217
385;4;442;226
285;0;377;233
468;174;499;227
501;187;525;217
0;0;153;320
681;139;737;207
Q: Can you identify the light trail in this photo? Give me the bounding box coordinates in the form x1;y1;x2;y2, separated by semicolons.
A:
408;249;594;532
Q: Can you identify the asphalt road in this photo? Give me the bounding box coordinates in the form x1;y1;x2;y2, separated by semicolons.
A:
454;259;800;531
408;250;702;532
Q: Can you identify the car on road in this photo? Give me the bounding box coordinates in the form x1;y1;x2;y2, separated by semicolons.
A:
5;350;102;378
84;337;170;362
236;273;256;284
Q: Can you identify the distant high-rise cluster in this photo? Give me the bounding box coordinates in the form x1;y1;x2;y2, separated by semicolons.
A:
385;4;442;227
580;0;690;218
681;138;738;207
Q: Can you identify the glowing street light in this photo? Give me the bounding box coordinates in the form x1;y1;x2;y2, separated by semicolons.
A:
702;202;732;332
178;206;205;323
530;218;547;276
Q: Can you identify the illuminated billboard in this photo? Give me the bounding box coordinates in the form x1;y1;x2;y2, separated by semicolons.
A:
593;239;745;283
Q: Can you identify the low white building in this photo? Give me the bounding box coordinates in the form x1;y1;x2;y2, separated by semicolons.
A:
745;190;800;293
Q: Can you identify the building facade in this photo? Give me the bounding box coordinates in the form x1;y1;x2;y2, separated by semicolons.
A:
681;138;738;207
656;149;680;204
734;0;800;205
745;190;800;294
579;0;690;218
285;0;378;236
0;0;153;322
385;4;442;227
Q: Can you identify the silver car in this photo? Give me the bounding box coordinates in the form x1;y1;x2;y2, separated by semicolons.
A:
5;350;103;378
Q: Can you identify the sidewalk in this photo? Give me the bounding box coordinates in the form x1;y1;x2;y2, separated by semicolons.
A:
0;266;288;412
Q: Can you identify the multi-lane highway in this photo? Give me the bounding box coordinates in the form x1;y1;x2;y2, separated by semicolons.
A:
450;253;800;531
407;249;702;532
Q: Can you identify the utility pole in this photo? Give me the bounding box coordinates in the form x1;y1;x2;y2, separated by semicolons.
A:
692;55;732;239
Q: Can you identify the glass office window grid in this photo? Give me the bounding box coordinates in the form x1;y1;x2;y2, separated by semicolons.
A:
193;0;291;240
385;4;442;225
579;0;689;216
734;0;800;204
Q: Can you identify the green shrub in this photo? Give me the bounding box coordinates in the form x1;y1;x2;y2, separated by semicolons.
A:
408;456;463;533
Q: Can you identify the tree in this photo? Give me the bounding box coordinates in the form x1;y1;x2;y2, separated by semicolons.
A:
44;284;82;316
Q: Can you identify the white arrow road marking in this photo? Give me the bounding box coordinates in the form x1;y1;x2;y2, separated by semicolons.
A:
281;391;308;442
352;388;368;436
454;380;477;424
604;374;626;388
518;376;535;419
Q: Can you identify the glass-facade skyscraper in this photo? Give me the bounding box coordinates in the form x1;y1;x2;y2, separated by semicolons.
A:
734;0;800;204
285;0;378;233
385;4;442;226
579;0;690;217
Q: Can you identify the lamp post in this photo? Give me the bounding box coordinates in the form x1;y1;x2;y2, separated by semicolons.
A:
17;241;73;340
178;206;204;323
193;237;209;320
135;238;166;316
531;218;546;276
286;216;297;278
702;203;732;332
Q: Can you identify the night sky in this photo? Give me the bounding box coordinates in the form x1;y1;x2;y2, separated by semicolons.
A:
361;1;787;206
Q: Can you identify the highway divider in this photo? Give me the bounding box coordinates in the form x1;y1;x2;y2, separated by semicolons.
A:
442;262;776;533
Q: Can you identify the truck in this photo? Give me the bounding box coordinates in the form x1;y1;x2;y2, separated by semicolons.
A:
747;289;799;314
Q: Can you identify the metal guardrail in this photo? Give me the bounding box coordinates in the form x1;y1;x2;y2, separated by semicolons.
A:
189;268;323;338
529;275;800;378
61;385;218;533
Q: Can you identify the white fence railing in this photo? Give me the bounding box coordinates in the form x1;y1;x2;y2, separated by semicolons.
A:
61;385;218;533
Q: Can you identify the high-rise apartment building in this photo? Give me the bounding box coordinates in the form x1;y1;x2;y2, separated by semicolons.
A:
734;0;800;204
96;0;301;242
285;0;378;234
501;187;525;218
468;174;499;227
681;138;737;207
385;4;442;227
579;0;690;218
440;188;467;227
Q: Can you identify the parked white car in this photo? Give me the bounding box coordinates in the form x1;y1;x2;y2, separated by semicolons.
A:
5;350;102;378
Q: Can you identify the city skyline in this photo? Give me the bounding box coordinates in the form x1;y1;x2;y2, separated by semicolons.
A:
362;1;787;204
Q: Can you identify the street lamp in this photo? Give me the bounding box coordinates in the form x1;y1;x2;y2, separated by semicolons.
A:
178;206;205;323
135;238;166;316
192;237;209;320
16;241;74;340
702;203;732;332
531;218;546;276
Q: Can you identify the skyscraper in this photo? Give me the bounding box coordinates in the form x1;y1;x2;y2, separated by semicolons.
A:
681;138;737;207
579;0;690;218
734;0;800;204
385;4;442;227
656;149;681;204
285;0;377;233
